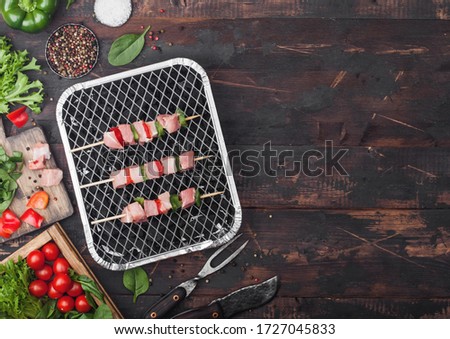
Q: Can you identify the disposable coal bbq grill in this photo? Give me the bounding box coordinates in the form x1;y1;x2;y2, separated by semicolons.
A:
57;58;241;270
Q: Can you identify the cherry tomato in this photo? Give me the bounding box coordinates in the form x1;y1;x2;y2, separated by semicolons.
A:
26;250;45;270
35;264;53;281
66;281;83;297
57;296;75;313
75;295;92;313
53;257;70;274
47;281;63;299
28;280;48;298
41;242;60;261
52;273;73;293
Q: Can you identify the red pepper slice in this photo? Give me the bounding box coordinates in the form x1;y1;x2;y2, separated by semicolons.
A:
155;199;164;214
2;209;21;234
142;121;152;139
0;218;11;239
125;167;133;185
27;191;50;210
110;127;124;146
6;106;28;128
20;208;44;229
154;160;164;177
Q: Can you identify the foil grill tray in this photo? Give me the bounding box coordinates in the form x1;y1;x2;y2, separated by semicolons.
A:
57;58;241;270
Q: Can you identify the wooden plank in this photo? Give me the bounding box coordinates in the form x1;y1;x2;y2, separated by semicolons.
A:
3;209;450;317
0;120;73;243
63;209;450;300
61;0;450;20
1;223;123;319
113;295;450;319
3;18;450;147
11;142;449;210
230;146;450;209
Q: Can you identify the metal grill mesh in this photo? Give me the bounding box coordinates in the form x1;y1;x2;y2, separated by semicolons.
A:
57;59;241;270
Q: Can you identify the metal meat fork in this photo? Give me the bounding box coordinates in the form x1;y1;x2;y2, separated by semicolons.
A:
144;234;248;319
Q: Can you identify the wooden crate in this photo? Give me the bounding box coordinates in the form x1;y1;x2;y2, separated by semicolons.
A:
1;223;123;319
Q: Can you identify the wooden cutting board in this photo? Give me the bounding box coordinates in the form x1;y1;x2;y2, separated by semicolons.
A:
0;119;73;243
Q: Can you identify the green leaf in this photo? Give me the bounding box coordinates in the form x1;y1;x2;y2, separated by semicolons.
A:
123;267;149;303
20;57;41;72
94;304;113;319
36;299;59;319
69;270;105;303
0;37;43;113
66;0;76;10
0;258;43;318
108;26;151;66
85;291;97;309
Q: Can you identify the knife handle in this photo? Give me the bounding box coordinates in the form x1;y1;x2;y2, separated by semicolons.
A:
144;287;187;319
172;301;224;319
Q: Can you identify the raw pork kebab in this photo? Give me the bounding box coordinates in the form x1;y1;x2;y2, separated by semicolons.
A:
28;142;63;187
91;188;224;225
80;151;210;189
71;108;199;152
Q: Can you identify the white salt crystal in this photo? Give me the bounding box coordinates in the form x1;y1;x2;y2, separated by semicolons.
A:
94;0;132;28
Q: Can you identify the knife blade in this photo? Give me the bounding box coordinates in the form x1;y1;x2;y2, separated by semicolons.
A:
172;276;279;319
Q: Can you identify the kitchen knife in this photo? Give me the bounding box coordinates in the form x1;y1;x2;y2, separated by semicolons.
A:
143;235;248;319
172;276;279;319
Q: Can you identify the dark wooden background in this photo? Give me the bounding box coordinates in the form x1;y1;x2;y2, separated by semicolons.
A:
1;0;450;318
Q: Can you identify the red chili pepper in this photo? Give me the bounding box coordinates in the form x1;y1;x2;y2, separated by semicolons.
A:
20;208;44;229
110;127;124;146
6;106;28;128
142;122;152;139
2;209;21;234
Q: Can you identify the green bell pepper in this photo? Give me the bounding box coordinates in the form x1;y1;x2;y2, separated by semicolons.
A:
0;0;58;33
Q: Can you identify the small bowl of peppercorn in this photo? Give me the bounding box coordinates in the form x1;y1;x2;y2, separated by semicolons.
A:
45;23;99;79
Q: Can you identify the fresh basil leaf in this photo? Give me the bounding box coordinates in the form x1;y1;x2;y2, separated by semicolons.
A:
66;0;76;10
94;304;113;319
108;26;151;66
123;267;149;303
85;291;97;309
69;270;105;303
0;147;22;213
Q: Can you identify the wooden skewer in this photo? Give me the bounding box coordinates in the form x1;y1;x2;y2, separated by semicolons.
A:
186;115;201;121
70;115;201;153
71;140;104;153
79;155;213;189
91;190;225;225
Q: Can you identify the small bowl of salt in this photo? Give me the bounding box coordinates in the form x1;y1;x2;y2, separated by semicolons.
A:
94;0;132;27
